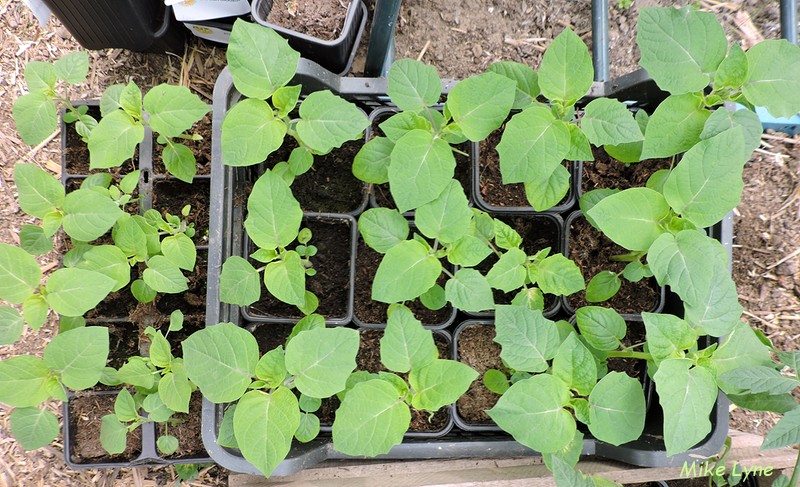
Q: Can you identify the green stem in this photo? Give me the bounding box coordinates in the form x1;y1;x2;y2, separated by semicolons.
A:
441;267;455;279
605;351;652;360
788;448;800;487
451;146;469;157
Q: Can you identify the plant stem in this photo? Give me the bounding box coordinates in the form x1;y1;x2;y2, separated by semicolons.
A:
441;267;455;279
605;351;652;360
788;448;800;487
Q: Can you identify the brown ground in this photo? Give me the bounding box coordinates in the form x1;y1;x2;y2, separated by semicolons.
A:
0;0;798;484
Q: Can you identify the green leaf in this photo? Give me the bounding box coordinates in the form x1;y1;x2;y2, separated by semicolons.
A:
493;219;522;250
636;7;727;94
728;393;798;415
227;19;299;99
183;322;259;403
763;408;800;450
641;93;711;159
700;108;762;159
575;307;626;351
588;372;646;445
222;98;287;167
264;251;306;307
18;225;51;256
112;214;148;260
143;84;208;138
714;42;749;90
445;72;515;141
143;255;188;294
332;380;410;456
45;268;115;316
379;111;430;142
131;279;156;303
358;208;409;254
353;136;393;184
712;321;774;394
487;374;575;453
13;163;65;219
511;287;545;311
10;407;59;451
157;435;179;455
497;106;570;184
539;28;593;105
162;143;196;182
54;51;89;84
285;327;359;398
488;61;540;109
298;394;321;413
0;306;25;345
484;369;510;395
586;187;670;251
494;305;561;373
159;366;193;414
42;211;63;238
161;233;196;271
420;284;446;310
387;58;441;111
642;312;697;365
217;405;238;449
220;256;261;306
88;110;144;169
118;357;154;389
296;91;368;153
43;326;109;390
62;188;124;242
388;129;455;212
256;346;287;388
100;414;128;454
0;243;41;304
372;240;442;303
0;356;51;407
663;127;747;227
114;389;138;422
271;84;301;118
566;123;594;161
743;40;800;119
410;359;478;411
581;99;643;147
550;455;594;487
447;235;492;267
415;179;472;244
380;304;437;373
445;268;494;313
13;93;57;146
244;170;302;250
585;271;621;302
100;82;142;118
486;247;527;292
553;333;597;396
77;245;130;292
23;295;48;331
287;314;325;344
719;366;799;395
536;254;585;296
524;163;571;211
24;61;57;93
653;358;718;456
295;413;321;443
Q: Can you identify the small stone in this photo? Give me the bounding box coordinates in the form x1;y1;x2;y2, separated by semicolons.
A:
473;45;483;57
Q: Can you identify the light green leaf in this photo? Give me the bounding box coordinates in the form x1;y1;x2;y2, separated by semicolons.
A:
112;214;148;261
712;321;774;393
42;211;63;238
445;268;494;313
380;304;437;373
10;407;59;451
285;327;359;398
220;256;261;306
0;306;25;345
272;84;301;118
379;111;431;142
497;106;570;184
0;243;41;304
511;287;545;312
762;408;800;450
13;163;65;219
143;255;188;294
24;61;56;93
539;28;594;105
388;129;455;212
641;93;711;159
486;247;527;292
100;82;142;118
581;98;643;147
586;187;670;251
222;98;287;167
719;366;799;396
483;369;510;395
114;389;138;422
0;356;51;407
372;240;442;303
161;233;196;271
524;163;571;211
217;405;238;448
234;388;300;477
45;268;115;316
700;108;762;158
159;367;193;414
131;279;156;303
575;306;626;351
23;295;48;331
227;19;299;99
244;170;302;250
118;357;154;389
642;312;697;365
157;435;179;455
588;372;646;445
447;235;492;267
714;42;749;90
296;91;368;153
162;142;196;182
264;251;306;307
494;305;561;373
100;414;127;454
488;61;540;109
553;333;597;396
54;51;89;84
62;188;124;242
445;72;515;141
358;208;409;254
12;93;58;146
743;40;800;119
488;374;575;453
585;271;621;303
88;110;144;169
536;254;585;296
415;179;472;243
353;136;393;184
295;413;321;443
19;225;52;256
410;359;478;411
77;245;130;292
420;284;446;311
143;84;209;137
287;314;325;344
493;219;522;250
255;346;287;388
387;58;441;111
566;123;594;161
43;326;109;390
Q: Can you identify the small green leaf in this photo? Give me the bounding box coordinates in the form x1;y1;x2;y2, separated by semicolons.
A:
100;414;128;454
523;163;571;211
388;129;455;212
161;233;196;271
581;98;643;147
445;72;515;141
488;61;540;109
43;326;109;390
575;307;626;351
566;123;594;161
131;279;157;303
244;170;302;250
486;247;527;292
62;188;124;242
143;255;188;294
255;346;287;388
162;143;196;183
19;225;52;256
585;271;621;302
380;304;437;373
45;268;115;317
763;408;800;450
54;51;89;84
222;98;287;167
538;28;594;105
372;240;442;303
700;108;762;159
220;256;261;306
264;251;306;307
10;407;59;451
497;106;570;184
353;136;393;184
285;327;359;398
118;357;155;389
217;405;238;448
295;413;321;443
114;389;138;423
447;235;492;267
415;179;472;244
22;295;48;331
409;359;478;411
387;58;441;111
586;187;670;251
493;219;522;250
445;268;494;313
714;42;749;90
299;394;321;413
588;372;646;445
358;208;409;254
552;333;597;396
296;91;368;153
0;307;25;345
494;305;561;373
159;367;193;414
420;284;446;310
88;110;144;169
157;435;179;455
227;19;299;99
642;312;697;365
536;254;585;296
13;163;65;219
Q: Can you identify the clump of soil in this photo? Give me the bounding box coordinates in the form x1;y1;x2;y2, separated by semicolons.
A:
152;178;211;240
156;392;206;459
353;238;453;326
69;393;142;463
101;323;140;370
456;323;502;425
567;215;661;314
247;217;353;321
580;146;673;195
153;114;212;176
262;0;349;41
64;106;139;176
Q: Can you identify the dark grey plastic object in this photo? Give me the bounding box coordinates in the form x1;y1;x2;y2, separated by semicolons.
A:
251;0;367;76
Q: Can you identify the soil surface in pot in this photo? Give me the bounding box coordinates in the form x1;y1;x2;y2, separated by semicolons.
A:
580;146;673;195
456;323;502;424
251;322;293;353
64;106;139;176
153;114;212;176
69;392;143;463
103;323;140;370
264;0;349;40
156;392;206;459
606;319;647;383
152;178;211;240
248;217;352;321
354;238;453;326
567;216;661;314
478;128;572;209
85;266;142;321
266;138;367;214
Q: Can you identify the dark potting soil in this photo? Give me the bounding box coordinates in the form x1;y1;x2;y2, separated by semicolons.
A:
69;392;142;463
264;138;367;214
606;319;647;383
580;146;674;195
248;217;352;321
153;114;212;176
456;323;502;424
264;0;349;41
251;322;294;354
152;178;210;240
353;238;453;326
478;128;571;209
102;323;140;370
156;392;206;458
567;216;661;314
86;266;142;321
65;106;139;175
155;250;208;321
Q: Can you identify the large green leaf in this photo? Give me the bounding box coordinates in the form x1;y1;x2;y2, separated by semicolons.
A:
332;379;410;456
54;51;89;84
447;235;492;267
653;358;718;456
536;254;585;296
285;327;359;398
143;255;188;294
719;366;800;396
372;240;442;303
636;7;727;94
161;233;196;271
61;189;124;242
222;98;287;167
488;374;575;453
380;304;437;373
497;106;570;184
296;91;368;153
100;414;127;454
641;93;711;159
445;72;515;141
77;245;131;292
234;388;300;477
388;129;455;212
743;40;800;119
387;58;441;111
575;306;626;351
714;42;749;90
264;251;306;307
538;28;594;105
244;170;302;250
0;306;25;345
43;326;109;390
162;142;196;182
588;372;646;445
158;366;193;414
581;98;643;147
712;321;774;394
488;61;540;109
87;110;144;169
24;61;56;93
523;163;571;211
13;163;65;218
586;187;670;251
0;243;41;304
409;359;478;411
10;407;59;451
352;136;393;184
415;179;472;244
700;108;762;160
220;256;261;306
143;84;209;138
358;208;409;254
12;93;57;146
486;247;527;292
44;268;115;317
0;356;51;407
552;333;597;396
227;19;299;99
642;312;697;365
762;408;800;450
445;268;494;313
183;323;259;403
494;305;560;373
118;357;154;389
20;225;53;256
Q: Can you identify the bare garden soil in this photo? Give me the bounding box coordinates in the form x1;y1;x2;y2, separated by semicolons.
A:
69;392;142;463
580;146;673;195
265;0;349;41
